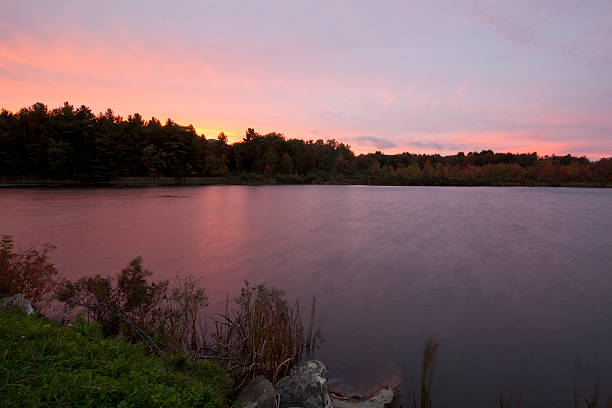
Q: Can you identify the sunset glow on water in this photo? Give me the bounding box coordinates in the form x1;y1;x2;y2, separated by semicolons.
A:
2;186;612;406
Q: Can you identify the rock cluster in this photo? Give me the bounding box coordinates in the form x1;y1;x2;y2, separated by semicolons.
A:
276;360;333;408
0;294;34;315
235;361;399;408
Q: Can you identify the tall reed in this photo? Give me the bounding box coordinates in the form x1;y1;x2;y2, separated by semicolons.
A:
574;377;609;408
408;338;439;408
498;391;522;408
207;281;322;388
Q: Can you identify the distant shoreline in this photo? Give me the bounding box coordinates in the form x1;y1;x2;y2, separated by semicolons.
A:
1;176;610;188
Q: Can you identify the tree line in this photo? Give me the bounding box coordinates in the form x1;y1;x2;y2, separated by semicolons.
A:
1;102;611;186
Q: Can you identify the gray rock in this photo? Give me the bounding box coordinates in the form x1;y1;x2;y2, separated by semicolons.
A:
236;376;277;408
0;294;34;315
330;388;399;408
276;360;333;408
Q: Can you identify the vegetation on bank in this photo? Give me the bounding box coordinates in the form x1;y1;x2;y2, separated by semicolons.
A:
1;234;322;406
1;102;611;186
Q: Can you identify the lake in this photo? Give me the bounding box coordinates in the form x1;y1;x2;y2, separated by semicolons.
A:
2;185;612;407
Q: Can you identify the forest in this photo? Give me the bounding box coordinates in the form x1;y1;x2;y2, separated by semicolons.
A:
1;102;611;186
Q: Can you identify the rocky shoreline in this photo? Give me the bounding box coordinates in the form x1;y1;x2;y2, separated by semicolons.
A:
236;360;399;408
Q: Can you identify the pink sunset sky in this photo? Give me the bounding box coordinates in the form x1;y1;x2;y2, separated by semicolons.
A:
1;1;611;158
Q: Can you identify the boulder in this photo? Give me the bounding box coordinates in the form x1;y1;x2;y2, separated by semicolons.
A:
276;360;333;408
328;368;401;400
330;388;399;408
0;294;34;315
236;376;277;408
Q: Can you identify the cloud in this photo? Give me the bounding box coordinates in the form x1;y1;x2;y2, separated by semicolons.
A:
404;140;466;152
470;3;536;46
354;135;397;149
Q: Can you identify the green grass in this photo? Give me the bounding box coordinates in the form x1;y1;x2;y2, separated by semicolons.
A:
0;308;230;407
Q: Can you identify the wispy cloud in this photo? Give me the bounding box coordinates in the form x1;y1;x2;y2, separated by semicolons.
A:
404;140;466;152
354;135;397;150
469;3;537;46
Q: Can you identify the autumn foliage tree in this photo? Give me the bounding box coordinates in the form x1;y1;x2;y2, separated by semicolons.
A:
1;102;610;185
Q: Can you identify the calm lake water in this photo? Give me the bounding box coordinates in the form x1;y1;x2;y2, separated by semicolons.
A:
2;185;612;407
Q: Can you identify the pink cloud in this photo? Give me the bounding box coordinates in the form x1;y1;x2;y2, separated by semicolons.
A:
1;3;611;159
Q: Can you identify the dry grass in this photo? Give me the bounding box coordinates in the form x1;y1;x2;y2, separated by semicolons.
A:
206;281;322;388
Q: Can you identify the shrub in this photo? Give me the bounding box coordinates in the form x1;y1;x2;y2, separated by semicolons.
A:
0;235;57;310
55;257;208;354
55;259;323;388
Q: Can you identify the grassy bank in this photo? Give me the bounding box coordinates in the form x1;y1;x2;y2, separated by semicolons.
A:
0;308;230;407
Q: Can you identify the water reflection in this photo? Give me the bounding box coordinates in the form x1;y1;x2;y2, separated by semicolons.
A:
1;186;612;407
